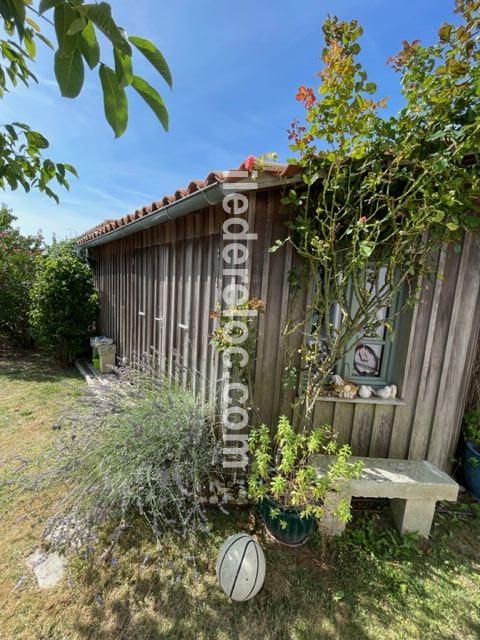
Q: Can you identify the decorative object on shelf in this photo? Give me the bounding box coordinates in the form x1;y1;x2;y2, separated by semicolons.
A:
374;385;397;400
358;385;373;399
216;533;266;601
331;375;359;399
331;374;345;390
354;343;380;377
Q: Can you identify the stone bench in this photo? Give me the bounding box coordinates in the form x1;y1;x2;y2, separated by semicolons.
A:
311;455;459;538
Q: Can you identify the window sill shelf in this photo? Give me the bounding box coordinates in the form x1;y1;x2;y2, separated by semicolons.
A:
316;395;405;407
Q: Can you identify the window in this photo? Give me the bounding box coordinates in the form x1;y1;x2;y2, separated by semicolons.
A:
308;267;403;388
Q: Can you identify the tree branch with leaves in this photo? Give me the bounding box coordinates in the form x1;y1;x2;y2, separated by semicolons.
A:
0;0;172;200
277;0;480;421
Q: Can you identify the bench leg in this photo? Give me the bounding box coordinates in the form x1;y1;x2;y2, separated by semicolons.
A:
320;492;352;537
390;498;436;538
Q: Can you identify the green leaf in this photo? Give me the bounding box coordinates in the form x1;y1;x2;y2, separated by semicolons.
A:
78;21;100;69
465;215;480;229
63;163;78;177
365;81;377;94
4;19;14;36
39;0;63;14
26;131;49;149
129;36;172;88
36;33;54;50
131;75;168;131
114;47;133;87
438;23;452;43
12;122;30;130
446;221;459;232
4;0;26;39
54;3;80;55
54;48;84;98
24;30;36;58
426;130;446;142
99;64;128;137
81;3;131;55
26;17;40;33
359;241;375;258
42;186;59;204
68;16;87;36
5;124;18;140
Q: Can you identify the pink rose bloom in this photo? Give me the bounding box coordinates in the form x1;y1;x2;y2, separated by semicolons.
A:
244;155;256;172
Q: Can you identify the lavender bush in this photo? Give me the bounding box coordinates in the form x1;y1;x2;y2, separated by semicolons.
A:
43;363;219;551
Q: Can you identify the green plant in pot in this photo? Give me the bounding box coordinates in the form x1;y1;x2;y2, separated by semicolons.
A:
248;416;362;546
462;409;480;500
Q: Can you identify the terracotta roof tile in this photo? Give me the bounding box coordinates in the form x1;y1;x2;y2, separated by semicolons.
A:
77;160;299;245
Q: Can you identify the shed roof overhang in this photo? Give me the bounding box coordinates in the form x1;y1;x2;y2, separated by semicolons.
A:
76;162;300;250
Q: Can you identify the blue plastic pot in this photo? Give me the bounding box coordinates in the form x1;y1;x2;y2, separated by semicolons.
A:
259;495;316;546
463;440;480;500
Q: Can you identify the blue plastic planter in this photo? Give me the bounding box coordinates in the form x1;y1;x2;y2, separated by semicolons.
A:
463;440;480;500
259;495;316;546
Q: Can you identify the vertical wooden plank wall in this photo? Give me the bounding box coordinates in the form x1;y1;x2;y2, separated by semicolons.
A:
93;205;223;409
312;235;480;471
91;189;480;472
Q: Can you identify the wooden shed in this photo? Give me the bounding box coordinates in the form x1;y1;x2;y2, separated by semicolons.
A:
77;162;480;472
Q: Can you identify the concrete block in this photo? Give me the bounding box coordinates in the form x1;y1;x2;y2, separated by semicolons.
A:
390;498;437;538
26;551;65;589
97;344;116;374
320;491;351;537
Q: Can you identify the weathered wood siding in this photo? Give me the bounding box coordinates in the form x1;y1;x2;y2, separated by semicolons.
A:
90;188;480;472
92;189;297;418
312;236;480;471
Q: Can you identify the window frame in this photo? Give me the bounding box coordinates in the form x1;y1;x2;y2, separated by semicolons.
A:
333;277;404;387
304;268;404;390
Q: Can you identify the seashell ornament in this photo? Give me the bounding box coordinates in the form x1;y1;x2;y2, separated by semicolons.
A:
358;385;373;399
374;385;396;399
331;374;344;388
331;374;359;399
339;383;359;399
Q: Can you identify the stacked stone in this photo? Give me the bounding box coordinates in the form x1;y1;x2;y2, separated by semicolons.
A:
198;477;250;507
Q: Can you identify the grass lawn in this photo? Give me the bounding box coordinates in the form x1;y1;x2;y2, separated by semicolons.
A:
1;345;480;640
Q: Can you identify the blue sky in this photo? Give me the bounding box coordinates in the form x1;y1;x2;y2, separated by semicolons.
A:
3;0;455;239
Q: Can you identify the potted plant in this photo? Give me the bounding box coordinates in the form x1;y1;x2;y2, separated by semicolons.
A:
247;416;362;546
462;409;480;500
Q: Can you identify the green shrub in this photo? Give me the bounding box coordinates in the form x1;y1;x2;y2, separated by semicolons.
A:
0;204;42;346
248;416;362;524
29;241;99;364
42;364;218;551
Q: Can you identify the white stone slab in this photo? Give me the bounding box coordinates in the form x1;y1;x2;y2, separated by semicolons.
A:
312;455;459;501
26;551;65;589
